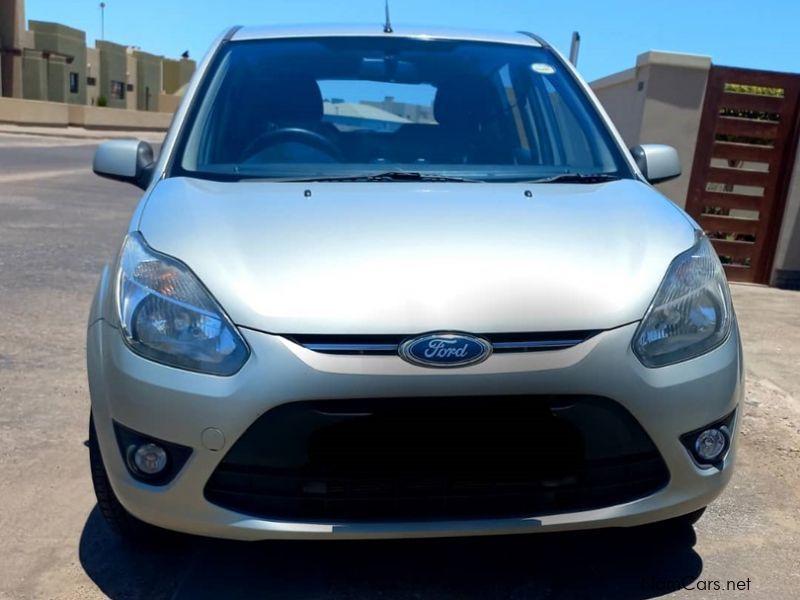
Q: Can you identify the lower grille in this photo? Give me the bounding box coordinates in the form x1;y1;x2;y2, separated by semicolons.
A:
205;396;669;522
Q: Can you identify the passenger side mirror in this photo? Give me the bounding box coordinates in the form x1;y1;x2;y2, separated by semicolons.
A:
630;144;681;184
93;139;155;190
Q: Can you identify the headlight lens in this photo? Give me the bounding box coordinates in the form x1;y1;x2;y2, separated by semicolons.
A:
633;235;732;367
117;232;249;375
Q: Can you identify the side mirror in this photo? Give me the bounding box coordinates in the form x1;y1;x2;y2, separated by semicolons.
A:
630;144;681;184
93;139;155;190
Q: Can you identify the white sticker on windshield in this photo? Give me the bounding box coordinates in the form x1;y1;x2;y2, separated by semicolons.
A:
531;63;556;75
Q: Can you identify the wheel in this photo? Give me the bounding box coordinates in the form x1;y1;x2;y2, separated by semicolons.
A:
88;414;179;545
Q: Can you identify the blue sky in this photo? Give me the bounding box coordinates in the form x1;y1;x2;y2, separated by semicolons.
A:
25;0;799;82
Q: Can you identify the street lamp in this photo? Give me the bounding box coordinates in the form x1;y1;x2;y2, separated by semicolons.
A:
100;3;106;41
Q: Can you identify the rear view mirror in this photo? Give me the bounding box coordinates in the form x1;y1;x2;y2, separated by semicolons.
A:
93;139;155;190
630;144;681;184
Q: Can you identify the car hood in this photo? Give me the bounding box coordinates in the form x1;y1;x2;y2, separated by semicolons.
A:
138;178;695;334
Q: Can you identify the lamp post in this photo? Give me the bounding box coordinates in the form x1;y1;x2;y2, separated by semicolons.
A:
100;3;106;41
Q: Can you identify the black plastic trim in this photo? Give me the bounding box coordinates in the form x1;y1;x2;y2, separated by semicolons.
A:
113;421;192;486
680;408;737;470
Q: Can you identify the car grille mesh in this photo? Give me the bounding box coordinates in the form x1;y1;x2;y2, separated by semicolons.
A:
205;395;669;522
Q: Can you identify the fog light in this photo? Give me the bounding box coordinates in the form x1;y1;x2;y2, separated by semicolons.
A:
694;428;727;462
114;421;191;485
130;443;168;475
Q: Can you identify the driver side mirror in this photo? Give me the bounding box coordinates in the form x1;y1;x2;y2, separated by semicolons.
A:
93;139;156;190
630;144;681;184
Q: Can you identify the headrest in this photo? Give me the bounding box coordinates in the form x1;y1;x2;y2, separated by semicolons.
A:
434;79;495;128
260;75;324;122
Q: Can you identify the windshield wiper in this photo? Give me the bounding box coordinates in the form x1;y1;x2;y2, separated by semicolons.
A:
277;171;482;183
529;173;622;184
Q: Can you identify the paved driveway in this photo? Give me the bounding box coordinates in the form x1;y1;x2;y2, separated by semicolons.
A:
0;132;798;599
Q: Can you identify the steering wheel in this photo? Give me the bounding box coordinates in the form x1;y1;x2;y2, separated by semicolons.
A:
240;127;343;162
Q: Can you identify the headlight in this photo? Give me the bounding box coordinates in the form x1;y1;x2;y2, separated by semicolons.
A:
116;232;249;375
633;235;732;367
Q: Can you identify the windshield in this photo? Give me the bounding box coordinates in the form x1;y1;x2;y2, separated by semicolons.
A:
172;37;633;182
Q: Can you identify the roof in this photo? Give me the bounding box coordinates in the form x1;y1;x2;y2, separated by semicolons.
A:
232;25;543;48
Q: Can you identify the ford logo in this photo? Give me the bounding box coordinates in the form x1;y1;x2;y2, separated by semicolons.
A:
399;332;492;368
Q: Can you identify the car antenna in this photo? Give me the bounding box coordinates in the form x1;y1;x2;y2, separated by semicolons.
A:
383;0;394;33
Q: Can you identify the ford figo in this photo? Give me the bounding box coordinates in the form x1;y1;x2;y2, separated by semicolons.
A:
88;25;742;542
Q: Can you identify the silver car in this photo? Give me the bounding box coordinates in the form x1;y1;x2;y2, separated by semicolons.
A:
87;25;742;543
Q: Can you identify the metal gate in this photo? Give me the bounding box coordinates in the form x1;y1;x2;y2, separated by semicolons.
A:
685;66;800;283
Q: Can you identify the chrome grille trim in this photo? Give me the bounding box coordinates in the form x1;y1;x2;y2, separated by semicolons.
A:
492;339;587;350
304;343;399;352
284;331;601;355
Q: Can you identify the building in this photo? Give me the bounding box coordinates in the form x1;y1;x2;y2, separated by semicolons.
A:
362;96;435;124
1;0;194;111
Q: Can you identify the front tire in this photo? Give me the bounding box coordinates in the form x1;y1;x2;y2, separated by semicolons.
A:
88;414;178;545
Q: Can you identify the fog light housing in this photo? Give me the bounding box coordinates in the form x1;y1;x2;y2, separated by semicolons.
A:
130;443;168;475
694;429;726;462
113;421;192;485
680;410;735;468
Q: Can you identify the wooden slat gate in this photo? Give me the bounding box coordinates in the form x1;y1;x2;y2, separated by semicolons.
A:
685;66;800;283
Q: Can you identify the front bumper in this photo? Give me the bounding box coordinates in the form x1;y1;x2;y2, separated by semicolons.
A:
87;316;743;540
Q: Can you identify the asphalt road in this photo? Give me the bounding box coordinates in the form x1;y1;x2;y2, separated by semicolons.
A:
1;132;799;599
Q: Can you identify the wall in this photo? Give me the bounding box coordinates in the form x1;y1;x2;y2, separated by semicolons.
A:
96;40;127;109
162;57;195;94
0;95;68;125
86;47;99;106
125;51;137;110
0;0;26;97
772;137;800;288
133;50;162;112
29;20;87;105
21;48;45;99
591;51;711;208
589;67;645;146
0;95;172;129
158;93;181;114
67;103;172;129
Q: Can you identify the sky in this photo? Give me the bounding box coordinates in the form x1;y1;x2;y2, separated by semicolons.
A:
24;0;800;83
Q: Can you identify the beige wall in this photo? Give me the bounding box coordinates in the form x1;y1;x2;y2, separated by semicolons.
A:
29;20;87;105
68;103;172;129
772;139;800;287
163;57;195;94
125;52;137;110
0;0;26;97
158;93;181;114
591;67;646;146
97;40;128;109
86;47;99;106
0;96;171;129
133;50;162;112
591;51;711;208
21;48;45;100
0;95;68;125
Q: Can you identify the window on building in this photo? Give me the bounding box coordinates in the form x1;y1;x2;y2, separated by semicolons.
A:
69;72;79;94
110;80;126;100
86;76;97;87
